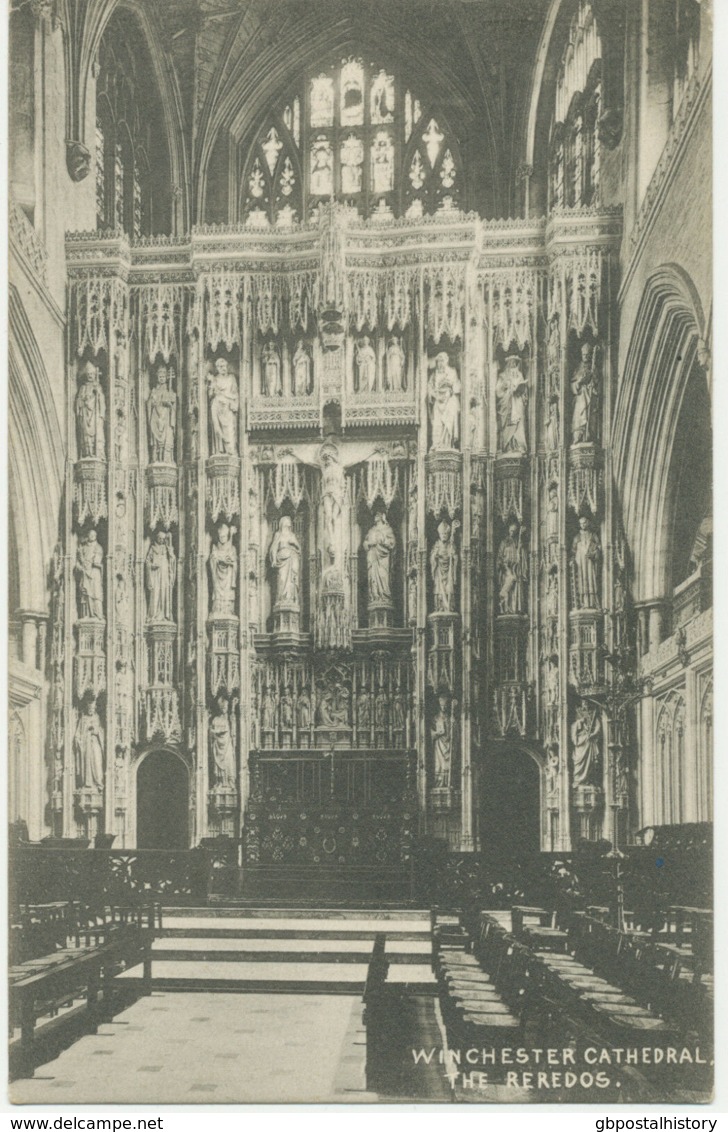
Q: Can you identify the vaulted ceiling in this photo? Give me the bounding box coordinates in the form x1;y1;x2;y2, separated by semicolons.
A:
144;0;553;220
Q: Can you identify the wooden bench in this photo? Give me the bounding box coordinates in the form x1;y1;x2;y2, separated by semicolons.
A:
9;905;156;1077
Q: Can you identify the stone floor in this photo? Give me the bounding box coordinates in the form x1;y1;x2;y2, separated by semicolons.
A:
10;991;376;1105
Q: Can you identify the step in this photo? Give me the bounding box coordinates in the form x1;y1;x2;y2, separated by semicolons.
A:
151;937;432;964
162;906;430;921
160;915;430;940
117;960;436;995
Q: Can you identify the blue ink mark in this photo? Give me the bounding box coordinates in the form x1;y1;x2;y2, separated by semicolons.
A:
655;857;665;868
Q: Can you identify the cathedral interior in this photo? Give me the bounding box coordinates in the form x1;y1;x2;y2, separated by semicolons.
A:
7;0;714;1102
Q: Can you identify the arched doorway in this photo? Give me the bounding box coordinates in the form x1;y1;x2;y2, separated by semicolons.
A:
479;745;541;861
136;751;189;849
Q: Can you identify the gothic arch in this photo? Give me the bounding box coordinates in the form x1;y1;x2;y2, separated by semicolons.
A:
8;286;64;613
523;0;575;216
612;265;707;603
129;743;192;849
523;0;626;216
57;0;189;231
195;13;493;224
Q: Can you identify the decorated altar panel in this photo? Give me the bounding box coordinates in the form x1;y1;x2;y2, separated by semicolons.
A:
57;201;625;866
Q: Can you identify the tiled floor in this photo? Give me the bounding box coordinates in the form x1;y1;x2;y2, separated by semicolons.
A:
10;992;373;1104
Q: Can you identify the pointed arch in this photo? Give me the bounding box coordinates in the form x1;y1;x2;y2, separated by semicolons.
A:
57;0;189;231
612;265;707;603
8;286;64;613
195;12;492;224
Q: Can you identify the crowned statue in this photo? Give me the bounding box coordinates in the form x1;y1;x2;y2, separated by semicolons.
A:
146;362;177;464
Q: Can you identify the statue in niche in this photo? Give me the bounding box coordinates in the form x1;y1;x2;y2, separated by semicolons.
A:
546;484;559;544
497;521;528;614
210;696;236;788
427;353;461;450
363;510;396;605
292;341;312;396
374;688;388;730
546;655;559;741
432;695;453;788
297;687;311;731
571;516;601;609
570;342;599;444
269;516;301;609
357;686;371;730
207;357;239;455
545;396;560;451
386;336;405;391
261;687;276;732
495;355;528;454
546;567;559;619
571;702;601;787
430;519;459;612
407;562;418;625
145;530;176;623
261;341;282;397
146;362;177;463
471;488;485;544
248;481;259;536
408;481;418;542
280;687;294;729
75;360;106;459
355;336;377;392
392;691;406;734
75;529;105;620
548;317;561;385
74;698;104;791
209;523;238;616
546;744;560;793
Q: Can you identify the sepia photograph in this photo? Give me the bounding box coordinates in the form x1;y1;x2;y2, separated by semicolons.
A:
7;0;713;1107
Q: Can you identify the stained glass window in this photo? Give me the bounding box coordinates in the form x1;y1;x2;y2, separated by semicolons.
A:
279;157;295;196
95;23;163;238
262;127;283;175
249;158;265;199
241;55;462;222
340;58;364;126
310;136;333;196
310;74;334;128
371;131;394;194
341;135;364;195
550;1;602;209
370;70;394;124
423;119;444;166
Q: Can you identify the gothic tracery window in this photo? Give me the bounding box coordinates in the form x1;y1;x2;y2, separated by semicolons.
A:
672;0;701;118
549;1;602;210
241;57;462;225
95;14;167;237
656;691;687;824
